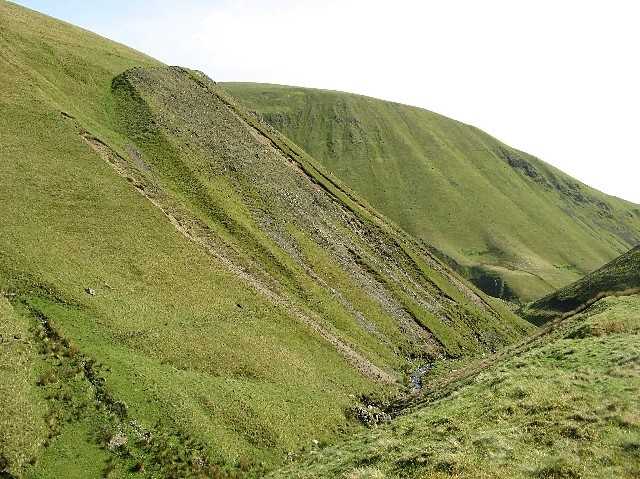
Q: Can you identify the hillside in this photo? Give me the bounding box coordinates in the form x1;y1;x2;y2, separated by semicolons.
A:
0;4;533;478
222;83;640;301
267;293;640;479
519;245;640;325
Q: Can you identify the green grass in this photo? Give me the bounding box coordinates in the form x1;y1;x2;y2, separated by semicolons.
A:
520;245;640;324
0;298;48;477
1;4;534;478
267;294;640;478
222;83;640;302
24;419;111;479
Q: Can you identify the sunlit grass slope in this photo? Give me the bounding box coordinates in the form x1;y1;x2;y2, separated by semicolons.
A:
1;3;532;478
222;83;640;302
268;294;640;479
520;245;640;325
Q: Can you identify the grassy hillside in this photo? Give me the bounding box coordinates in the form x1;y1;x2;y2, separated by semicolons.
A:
519;245;640;325
267;293;640;479
1;4;532;478
222;83;640;302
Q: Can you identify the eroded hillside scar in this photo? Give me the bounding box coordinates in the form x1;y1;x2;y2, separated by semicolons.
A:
206;78;506;335
80;131;397;384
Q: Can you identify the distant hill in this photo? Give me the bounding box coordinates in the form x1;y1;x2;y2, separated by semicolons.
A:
222;83;640;301
519;245;640;325
0;3;532;478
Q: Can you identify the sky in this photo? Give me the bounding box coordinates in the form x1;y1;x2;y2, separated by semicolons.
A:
12;0;640;204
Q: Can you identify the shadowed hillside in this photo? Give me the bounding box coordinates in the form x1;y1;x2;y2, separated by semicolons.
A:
223;83;640;301
519;245;640;325
0;4;532;478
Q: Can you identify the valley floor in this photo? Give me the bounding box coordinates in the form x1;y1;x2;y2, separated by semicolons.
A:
267;295;640;479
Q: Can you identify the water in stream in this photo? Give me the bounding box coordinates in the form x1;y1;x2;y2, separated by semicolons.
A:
410;362;432;392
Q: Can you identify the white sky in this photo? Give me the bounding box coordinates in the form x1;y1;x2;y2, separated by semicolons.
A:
12;0;640;204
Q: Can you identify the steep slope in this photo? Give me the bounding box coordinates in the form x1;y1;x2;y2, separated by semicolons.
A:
222;83;640;301
0;4;532;478
267;293;640;479
519;245;640;325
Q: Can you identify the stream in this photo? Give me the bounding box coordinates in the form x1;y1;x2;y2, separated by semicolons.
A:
410;362;432;392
